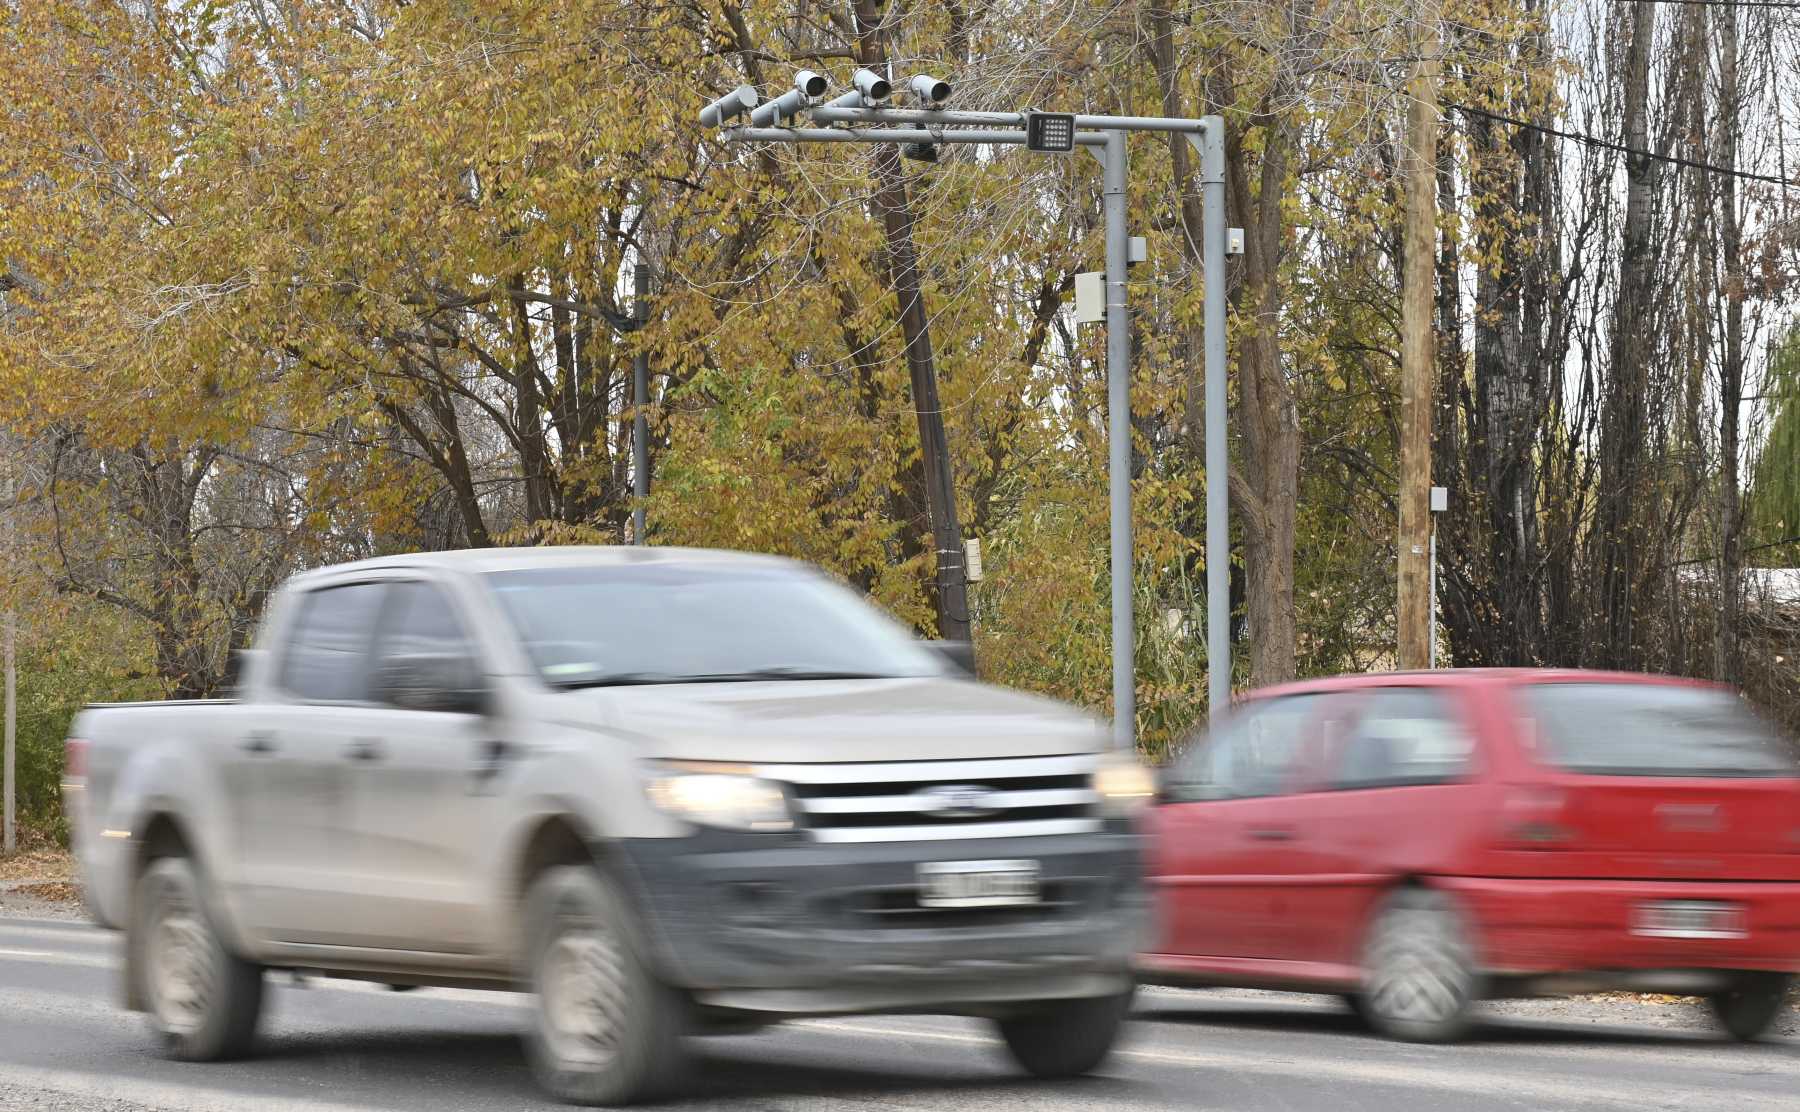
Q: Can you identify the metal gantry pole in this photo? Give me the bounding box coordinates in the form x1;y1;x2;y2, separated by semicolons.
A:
717;96;1234;747
1197;117;1230;722
1101;132;1134;752
631;263;651;546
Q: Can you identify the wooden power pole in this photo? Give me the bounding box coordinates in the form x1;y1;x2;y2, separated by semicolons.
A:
3;474;13;856
1397;2;1442;670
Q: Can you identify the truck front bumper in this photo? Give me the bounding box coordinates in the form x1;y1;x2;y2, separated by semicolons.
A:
614;828;1146;1015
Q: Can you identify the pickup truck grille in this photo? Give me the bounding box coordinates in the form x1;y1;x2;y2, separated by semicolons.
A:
757;754;1103;843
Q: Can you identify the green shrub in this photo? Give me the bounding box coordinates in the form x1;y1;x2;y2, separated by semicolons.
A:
10;648;158;845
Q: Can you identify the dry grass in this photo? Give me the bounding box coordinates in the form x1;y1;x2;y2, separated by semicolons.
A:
10;879;81;902
0;842;76;884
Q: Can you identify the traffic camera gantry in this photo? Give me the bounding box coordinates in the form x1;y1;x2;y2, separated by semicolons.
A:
700;70;1239;746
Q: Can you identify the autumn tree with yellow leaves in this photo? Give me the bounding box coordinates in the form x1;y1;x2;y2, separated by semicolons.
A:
1;0;1796;814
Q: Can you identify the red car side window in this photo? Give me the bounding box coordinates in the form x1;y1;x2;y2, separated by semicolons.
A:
1327;687;1476;790
1165;694;1324;801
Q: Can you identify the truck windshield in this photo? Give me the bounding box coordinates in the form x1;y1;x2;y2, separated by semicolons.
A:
1521;683;1800;778
485;565;947;687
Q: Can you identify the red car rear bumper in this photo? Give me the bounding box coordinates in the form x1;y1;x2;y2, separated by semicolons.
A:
1440;876;1800;975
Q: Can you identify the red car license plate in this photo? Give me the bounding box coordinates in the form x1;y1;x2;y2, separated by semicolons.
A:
1631;900;1746;940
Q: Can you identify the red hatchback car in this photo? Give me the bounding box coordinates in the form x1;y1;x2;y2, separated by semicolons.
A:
1141;669;1800;1042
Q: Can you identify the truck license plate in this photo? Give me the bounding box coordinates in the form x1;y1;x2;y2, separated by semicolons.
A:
917;860;1041;908
1631;900;1745;940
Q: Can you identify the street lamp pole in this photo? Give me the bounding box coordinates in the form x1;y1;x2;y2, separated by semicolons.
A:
1198;120;1231;719
1101;131;1134;752
707;83;1234;747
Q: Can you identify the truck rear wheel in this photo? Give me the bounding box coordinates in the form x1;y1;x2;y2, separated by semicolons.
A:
994;988;1132;1079
1709;973;1792;1041
523;865;686;1106
133;856;264;1061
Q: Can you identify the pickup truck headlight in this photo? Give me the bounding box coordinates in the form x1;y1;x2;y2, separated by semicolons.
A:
1094;752;1157;817
642;761;794;833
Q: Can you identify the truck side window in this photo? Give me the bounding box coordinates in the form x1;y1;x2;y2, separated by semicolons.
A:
280;582;388;702
374;582;477;671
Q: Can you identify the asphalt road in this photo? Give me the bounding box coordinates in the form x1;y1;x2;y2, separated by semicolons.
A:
2;915;1797;1111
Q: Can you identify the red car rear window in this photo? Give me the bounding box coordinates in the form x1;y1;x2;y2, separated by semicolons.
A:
1520;683;1799;778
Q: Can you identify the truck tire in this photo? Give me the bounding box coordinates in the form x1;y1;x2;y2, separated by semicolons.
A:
1360;888;1480;1043
523;865;686;1106
1709;973;1792;1041
994;988;1132;1079
132;856;264;1061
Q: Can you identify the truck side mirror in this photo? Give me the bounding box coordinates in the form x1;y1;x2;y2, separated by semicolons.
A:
376;652;491;715
222;648;264;696
924;639;977;677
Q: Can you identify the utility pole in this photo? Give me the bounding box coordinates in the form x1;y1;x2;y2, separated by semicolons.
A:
871;142;973;645
631;263;651;546
847;7;972;648
3;473;14;856
1397;0;1441;670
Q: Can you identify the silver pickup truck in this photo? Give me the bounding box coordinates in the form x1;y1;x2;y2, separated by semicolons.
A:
65;546;1151;1104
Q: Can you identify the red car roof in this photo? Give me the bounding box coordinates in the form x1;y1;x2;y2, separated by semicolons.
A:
1238;667;1727;703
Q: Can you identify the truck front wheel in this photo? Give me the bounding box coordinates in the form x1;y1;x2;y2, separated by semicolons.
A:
523;865;686;1106
994;988;1132;1079
133;856;264;1061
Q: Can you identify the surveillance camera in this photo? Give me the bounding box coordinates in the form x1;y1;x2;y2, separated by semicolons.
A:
907;75;951;106
699;84;759;128
750;87;808;127
793;70;828;98
851;67;892;104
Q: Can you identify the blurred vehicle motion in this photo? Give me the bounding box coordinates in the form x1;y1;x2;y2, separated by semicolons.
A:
62;547;1152;1105
1141;669;1800;1042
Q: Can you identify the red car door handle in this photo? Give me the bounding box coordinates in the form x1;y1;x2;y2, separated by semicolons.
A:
1248;826;1296;842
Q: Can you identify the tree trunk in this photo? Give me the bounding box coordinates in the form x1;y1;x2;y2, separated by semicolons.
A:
1594;1;1659;668
1714;5;1746;684
1228;123;1299;685
1433;115;1474;665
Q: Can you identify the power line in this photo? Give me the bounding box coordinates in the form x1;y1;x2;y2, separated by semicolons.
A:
1610;0;1800;9
1449;104;1800;189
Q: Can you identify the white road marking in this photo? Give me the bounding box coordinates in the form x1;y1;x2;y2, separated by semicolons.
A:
0;1063;382;1112
797;1019;1792;1110
0;924;115;947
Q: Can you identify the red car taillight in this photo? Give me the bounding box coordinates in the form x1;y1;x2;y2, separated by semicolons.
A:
1498;784;1575;849
63;737;89;783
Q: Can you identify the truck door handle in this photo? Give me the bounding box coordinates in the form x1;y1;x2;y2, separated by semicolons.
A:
345;737;385;762
472;738;513;780
1248;826;1296;842
241;731;278;755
